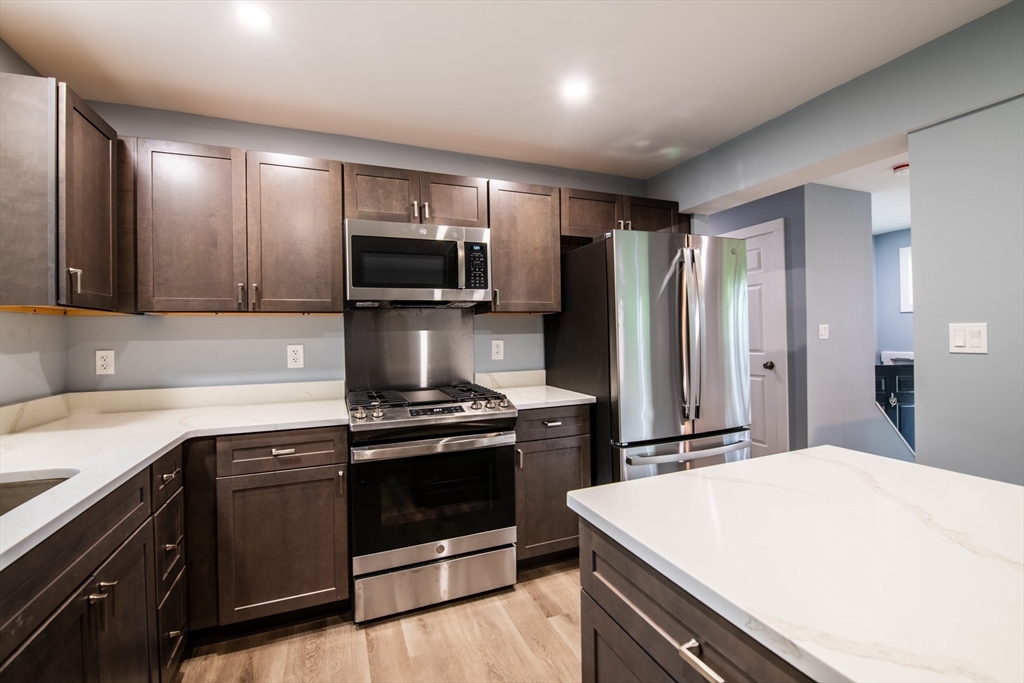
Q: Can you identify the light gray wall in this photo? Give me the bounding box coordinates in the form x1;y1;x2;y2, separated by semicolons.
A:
89;103;645;197
0;312;67;405
909;96;1024;485
873;229;914;358
473;315;545;373
0;37;40;77
647;0;1024;213
803;184;912;461
706;187;808;449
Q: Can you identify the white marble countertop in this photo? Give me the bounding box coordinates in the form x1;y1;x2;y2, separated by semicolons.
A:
567;446;1024;683
0;398;348;571
501;385;596;410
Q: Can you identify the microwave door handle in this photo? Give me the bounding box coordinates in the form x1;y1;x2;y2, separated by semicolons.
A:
457;241;466;289
691;247;705;416
679;248;692;419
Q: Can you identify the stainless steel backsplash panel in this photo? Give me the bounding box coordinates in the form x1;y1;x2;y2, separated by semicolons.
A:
344;309;475;390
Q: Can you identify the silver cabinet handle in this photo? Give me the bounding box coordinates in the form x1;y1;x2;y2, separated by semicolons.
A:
68;268;83;294
237;283;245;305
494;288;500;307
271;448;296;456
626;220;632;230
424;201;430;219
161;468;180;484
517;448;524;469
338;469;345;496
413;200;419;219
163;543;178;552
88;592;109;631
617;220;624;230
679;639;724;683
167;630;182;639
543;421;562;428
250;283;259;311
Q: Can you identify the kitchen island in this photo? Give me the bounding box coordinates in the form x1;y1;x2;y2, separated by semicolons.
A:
567;445;1024;683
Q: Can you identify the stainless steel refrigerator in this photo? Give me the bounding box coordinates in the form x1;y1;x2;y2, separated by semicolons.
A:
545;230;751;484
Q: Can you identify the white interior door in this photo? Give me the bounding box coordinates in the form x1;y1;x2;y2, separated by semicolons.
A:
721;220;789;456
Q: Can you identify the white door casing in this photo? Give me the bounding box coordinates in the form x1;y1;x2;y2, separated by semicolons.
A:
721;220;790;457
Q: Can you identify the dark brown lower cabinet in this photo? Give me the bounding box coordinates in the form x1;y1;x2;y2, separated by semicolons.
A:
216;464;349;624
580;521;813;683
515;435;590;560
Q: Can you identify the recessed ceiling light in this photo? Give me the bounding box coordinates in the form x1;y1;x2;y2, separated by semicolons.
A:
893;163;910;176
561;79;591;105
236;3;273;30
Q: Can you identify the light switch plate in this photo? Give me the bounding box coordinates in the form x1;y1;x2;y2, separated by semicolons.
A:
95;350;115;375
949;323;988;354
491;339;504;361
287;344;304;368
818;324;829;340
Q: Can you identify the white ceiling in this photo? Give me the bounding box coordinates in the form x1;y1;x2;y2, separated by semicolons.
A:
0;1;1004;179
819;152;911;234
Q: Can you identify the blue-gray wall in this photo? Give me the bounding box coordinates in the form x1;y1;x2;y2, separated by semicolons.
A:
910;96;1024;485
0;313;66;405
873;229;914;358
648;0;1023;213
706;187;808;449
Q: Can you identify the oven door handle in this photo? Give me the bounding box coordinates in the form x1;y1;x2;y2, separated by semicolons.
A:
351;431;516;462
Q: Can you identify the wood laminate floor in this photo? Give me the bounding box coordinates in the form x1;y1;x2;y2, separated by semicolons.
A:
179;560;582;683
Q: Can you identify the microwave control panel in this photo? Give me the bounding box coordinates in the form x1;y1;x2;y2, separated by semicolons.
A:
465;243;489;289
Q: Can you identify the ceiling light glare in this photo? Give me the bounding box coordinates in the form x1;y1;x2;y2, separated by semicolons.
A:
236;3;273;30
561;79;591;105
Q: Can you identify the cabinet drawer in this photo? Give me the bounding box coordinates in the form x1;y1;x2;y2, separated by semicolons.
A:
216;427;347;476
582;591;673;683
157;567;187;683
154;487;185;602
515;405;590;442
151;444;183;511
580;522;811;683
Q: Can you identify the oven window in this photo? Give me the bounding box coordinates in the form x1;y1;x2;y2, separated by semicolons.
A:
350;446;515;558
351;235;459;290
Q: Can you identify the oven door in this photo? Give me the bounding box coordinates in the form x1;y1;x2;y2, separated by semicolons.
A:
350;432;516;574
345;219;491;303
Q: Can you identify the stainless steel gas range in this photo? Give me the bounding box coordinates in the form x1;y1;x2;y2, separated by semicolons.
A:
346;381;519;623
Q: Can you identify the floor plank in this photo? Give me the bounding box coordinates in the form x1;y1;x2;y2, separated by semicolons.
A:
180;561;581;683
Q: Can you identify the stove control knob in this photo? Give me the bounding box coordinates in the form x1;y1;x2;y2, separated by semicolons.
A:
498;398;509;409
485;399;497;410
353;406;367;420
371;406;384;419
470;401;483;410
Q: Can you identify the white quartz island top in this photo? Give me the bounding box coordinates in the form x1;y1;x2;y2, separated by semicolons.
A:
0;393;349;571
567;446;1024;683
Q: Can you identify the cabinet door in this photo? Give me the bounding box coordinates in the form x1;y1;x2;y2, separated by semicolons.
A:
136;139;247;311
93;519;158;683
343;163;419;222
0;581;99;683
560;188;622;240
515;435;590;560
622;196;680;233
581;592;674;683
488;180;561;312
246;152;343;312
419;172;488;227
217;464;348;625
58;84;118;310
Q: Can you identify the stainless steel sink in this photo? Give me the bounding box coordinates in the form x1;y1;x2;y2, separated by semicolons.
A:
0;469;79;516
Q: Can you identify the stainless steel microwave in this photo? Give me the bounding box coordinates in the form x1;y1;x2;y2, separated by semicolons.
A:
345;219;491;307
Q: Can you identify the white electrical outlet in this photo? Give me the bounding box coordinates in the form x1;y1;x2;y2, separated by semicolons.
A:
818;324;830;340
95;350;115;375
287;344;304;369
491;339;504;361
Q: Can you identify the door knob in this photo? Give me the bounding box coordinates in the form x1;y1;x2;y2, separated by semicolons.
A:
762;360;775;370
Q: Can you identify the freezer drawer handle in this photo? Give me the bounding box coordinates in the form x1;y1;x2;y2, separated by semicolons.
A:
624;440;752;467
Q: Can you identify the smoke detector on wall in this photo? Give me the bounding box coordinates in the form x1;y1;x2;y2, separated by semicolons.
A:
892;163;910;176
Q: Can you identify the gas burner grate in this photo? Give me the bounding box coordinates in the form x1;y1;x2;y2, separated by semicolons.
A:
347;390;408;408
438;383;505;402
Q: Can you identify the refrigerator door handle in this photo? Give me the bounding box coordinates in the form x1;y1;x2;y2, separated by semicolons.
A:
679;248;692;418
691;247;706;417
625;440;752;466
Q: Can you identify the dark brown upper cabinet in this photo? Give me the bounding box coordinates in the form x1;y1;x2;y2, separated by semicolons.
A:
559;187;681;240
246;152;344;312
488;180;561;313
344;163;488;228
0;75;118;310
136;139;247;312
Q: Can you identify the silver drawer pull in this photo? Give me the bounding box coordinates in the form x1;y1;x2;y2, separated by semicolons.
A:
161;468;180;484
68;268;83;294
163;543;178;552
543;421;563;427
271;448;297;456
680;639;724;683
167;630;182;639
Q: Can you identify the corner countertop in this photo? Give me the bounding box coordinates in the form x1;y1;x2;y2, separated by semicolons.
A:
501;385;596;410
0;397;349;571
567;446;1024;683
